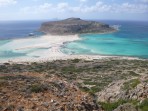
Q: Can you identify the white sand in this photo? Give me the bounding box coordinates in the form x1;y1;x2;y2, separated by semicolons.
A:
0;34;139;64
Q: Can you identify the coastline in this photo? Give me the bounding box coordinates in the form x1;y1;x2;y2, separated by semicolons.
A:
78;29;117;36
0;34;143;64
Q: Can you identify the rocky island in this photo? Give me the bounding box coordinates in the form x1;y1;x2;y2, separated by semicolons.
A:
40;18;116;35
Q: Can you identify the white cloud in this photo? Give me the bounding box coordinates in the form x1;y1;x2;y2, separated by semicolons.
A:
119;3;148;13
79;0;87;2
140;0;148;3
0;0;17;6
39;3;52;10
69;1;148;13
135;0;148;3
20;1;148;15
21;3;53;14
57;3;69;12
73;1;148;13
21;2;70;14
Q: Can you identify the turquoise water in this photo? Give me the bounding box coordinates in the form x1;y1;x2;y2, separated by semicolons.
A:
0;20;148;60
0;21;47;60
61;21;148;59
0;37;51;60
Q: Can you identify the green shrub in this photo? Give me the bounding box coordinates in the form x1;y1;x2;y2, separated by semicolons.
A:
84;81;96;85
72;59;81;63
0;76;13;80
6;105;15;111
99;100;126;111
0;76;8;80
128;71;139;76
122;79;140;90
139;99;148;111
99;99;141;111
90;86;101;93
144;80;148;83
80;86;90;92
30;84;43;93
0;105;2;110
61;66;83;74
0;80;8;87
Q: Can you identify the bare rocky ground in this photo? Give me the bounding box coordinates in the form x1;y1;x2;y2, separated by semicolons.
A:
0;73;100;111
0;59;148;111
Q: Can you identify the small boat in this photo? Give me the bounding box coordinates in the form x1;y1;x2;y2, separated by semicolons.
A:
29;33;34;36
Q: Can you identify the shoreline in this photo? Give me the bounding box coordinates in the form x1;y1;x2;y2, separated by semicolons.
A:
78;30;117;36
0;34;145;64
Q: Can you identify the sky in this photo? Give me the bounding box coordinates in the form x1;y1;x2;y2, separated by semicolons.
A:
0;0;148;21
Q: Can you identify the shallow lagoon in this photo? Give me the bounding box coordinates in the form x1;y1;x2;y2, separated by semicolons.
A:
0;20;148;60
61;21;148;59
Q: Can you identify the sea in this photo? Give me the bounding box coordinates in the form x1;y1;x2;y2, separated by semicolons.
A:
0;20;148;61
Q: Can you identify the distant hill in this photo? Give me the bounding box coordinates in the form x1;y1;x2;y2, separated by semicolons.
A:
40;18;116;35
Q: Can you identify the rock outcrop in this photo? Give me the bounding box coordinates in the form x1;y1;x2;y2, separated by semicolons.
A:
0;74;100;111
97;75;148;103
113;103;138;111
40;18;116;35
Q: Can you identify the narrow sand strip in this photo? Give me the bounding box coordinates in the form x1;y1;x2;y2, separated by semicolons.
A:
0;34;140;64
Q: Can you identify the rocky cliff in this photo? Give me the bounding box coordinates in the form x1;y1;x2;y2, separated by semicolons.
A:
40;18;116;35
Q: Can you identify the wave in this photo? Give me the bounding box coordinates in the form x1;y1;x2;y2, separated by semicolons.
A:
111;25;121;30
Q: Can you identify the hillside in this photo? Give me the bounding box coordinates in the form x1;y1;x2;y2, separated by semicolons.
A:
0;59;148;111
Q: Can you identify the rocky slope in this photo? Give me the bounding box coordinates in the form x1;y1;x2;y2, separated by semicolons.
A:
0;73;100;111
0;59;148;111
40;18;116;35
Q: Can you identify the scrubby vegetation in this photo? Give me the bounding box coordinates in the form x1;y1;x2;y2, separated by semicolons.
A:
30;84;44;93
0;59;147;111
99;99;148;111
99;100;127;111
122;79;141;90
139;99;148;111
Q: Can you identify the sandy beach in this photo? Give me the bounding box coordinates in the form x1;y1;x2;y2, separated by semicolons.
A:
0;34;140;64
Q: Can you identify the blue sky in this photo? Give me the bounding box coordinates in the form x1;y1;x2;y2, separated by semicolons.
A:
0;0;148;21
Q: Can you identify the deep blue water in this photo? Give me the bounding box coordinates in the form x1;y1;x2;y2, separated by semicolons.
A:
0;20;44;39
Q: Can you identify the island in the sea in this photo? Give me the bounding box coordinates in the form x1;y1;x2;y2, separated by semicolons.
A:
40;18;116;35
